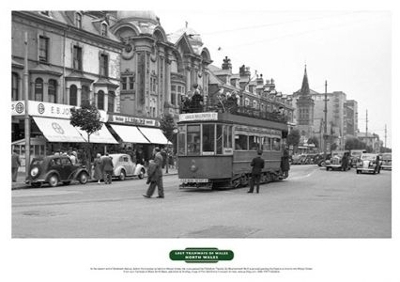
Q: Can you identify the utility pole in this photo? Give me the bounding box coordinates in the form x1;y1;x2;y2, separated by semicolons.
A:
323;80;328;160
24;32;31;176
385;124;387;151
366;110;368;151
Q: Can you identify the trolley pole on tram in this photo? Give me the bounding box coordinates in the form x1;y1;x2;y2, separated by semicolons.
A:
24;32;31;177
323;80;328;160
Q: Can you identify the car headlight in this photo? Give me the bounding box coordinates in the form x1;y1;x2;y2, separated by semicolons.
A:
30;167;39;177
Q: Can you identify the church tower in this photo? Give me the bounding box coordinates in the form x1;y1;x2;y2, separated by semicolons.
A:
296;65;315;141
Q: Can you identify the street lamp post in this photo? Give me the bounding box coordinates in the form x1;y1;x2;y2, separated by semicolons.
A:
24;32;31;177
323;80;328;160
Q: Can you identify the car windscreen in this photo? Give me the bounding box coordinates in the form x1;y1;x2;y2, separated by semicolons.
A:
361;155;376;161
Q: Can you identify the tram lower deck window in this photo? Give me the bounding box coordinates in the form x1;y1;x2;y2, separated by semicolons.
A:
187;125;200;155
202;124;215;153
235;134;248;150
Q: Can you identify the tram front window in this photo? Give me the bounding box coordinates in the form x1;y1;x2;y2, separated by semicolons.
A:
187;125;201;155
202;124;215;153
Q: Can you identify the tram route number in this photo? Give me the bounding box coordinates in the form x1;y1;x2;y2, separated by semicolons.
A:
180;178;209;183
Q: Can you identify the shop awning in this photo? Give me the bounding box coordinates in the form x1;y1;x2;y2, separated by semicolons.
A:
109;124;150;144
33;117;86;142
138;127;169;144
78;125;118;144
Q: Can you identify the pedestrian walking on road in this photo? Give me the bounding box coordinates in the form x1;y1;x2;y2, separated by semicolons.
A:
143;147;164;198
281;148;290;178
248;150;265;194
143;159;158;198
93;153;103;184
102;154;114;184
12;149;21;182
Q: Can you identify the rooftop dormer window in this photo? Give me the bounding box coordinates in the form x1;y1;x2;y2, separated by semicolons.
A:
40;11;49;16
75;12;82;29
101;23;108;36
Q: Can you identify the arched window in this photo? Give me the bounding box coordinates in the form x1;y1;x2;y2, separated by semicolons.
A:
253;100;258;109
69;85;77;106
34;78;43;101
97;90;104;110
48;79;57;103
108;91;115;112
12;73;19;101
81;85;90;106
244;98;250;107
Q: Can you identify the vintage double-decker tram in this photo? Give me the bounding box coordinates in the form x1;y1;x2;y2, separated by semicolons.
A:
177;109;289;189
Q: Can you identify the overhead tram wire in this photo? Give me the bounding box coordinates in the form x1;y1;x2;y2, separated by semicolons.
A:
202;11;363;36
216;13;388;50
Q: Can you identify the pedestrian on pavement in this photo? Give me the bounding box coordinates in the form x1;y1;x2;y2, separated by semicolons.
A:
69;151;78;165
341;152;349;171
160;148;167;169
248;149;265;194
93;153;103;184
12;149;21;182
102;154;114;184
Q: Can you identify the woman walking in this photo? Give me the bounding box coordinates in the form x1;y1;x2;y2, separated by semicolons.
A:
93;153;103;184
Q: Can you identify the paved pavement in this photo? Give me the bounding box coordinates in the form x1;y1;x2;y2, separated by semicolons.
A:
11;166;178;190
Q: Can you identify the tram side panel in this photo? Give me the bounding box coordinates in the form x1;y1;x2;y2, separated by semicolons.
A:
178;155;233;180
232;150;282;175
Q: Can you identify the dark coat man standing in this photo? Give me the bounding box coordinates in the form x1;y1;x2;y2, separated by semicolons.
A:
248;150;265;193
102;154;114;184
12;150;21;182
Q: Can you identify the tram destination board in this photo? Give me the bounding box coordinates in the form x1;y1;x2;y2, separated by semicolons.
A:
180;178;209;183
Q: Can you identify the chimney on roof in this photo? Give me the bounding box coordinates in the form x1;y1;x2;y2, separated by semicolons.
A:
222;56;232;71
257;74;264;86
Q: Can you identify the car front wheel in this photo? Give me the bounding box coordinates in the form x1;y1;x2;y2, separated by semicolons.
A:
78;172;89;184
48;174;59;187
119;170;126;181
138;169;145;179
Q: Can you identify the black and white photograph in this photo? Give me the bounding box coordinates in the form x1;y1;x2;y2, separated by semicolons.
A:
3;0;398;281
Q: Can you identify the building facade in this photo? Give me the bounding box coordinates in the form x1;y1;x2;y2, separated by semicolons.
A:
208;56;294;126
287;67;359;151
11;10;215;169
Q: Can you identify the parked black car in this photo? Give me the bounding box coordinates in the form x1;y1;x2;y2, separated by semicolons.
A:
26;155;90;188
314;153;332;166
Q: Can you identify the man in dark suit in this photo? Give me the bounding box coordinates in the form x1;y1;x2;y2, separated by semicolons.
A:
12;150;21;182
248;150;265;193
102;154;114;184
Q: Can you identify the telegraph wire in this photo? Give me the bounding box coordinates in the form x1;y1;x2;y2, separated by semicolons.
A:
202;11;364;36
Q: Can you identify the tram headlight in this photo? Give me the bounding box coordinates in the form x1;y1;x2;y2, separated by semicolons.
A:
190;159;198;172
190;164;198;172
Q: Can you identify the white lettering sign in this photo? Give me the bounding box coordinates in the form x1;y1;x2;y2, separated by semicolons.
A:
179;112;218;122
11;100;108;122
110;114;158;127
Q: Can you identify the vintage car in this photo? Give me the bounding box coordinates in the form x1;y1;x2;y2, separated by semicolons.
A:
108;153;146;180
314;153;332;167
291;154;307;165
325;154;351;171
355;153;381;174
26;155;90;188
380;153;392;171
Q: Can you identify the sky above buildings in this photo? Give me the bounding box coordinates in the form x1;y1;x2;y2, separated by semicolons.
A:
154;8;393;148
